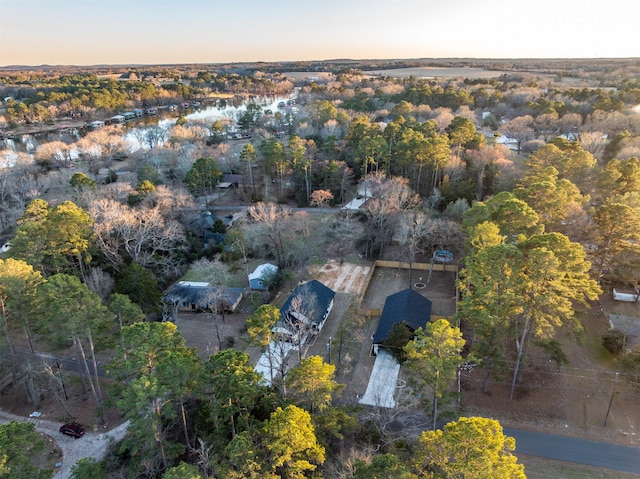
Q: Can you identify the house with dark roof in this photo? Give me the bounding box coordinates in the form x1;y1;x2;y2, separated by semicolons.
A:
188;211;235;249
219;173;244;189
163;281;244;317
371;288;432;355
273;280;335;342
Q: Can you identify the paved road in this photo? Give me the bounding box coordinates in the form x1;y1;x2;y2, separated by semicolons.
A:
209;204;338;214
504;427;640;475
17;348;108;377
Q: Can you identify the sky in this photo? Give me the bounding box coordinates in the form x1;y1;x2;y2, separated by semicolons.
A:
1;0;639;66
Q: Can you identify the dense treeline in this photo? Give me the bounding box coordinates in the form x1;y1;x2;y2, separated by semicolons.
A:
2;58;640;129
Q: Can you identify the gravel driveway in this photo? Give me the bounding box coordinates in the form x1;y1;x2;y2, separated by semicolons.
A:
0;409;128;479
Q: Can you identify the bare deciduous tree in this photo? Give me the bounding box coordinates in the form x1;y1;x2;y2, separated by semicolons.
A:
466;144;512;200
44;361;72;417
247;202;292;268
0;154;45;228
502;115;534;154
534;112;560;142
432;107;455;133
75;126;127;169
362;175;420;258
34;141;73;169
89;198;187;272
20;358;48;408
559;113;583;136
285;291;318;361
310;189;333;207
145;125;170;149
399;210;430;286
83;266;115;301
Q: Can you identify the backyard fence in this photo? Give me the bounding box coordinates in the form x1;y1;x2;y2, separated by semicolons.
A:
356;260;458;320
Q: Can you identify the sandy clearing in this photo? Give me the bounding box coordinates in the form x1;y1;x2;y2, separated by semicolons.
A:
312;261;371;294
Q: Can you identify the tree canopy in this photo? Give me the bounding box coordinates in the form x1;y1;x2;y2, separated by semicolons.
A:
183;157;223;198
405;319;465;429
414;416;526;479
9;199;94;276
0;422;48;479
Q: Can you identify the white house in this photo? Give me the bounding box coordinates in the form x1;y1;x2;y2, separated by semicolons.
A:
494;134;518;151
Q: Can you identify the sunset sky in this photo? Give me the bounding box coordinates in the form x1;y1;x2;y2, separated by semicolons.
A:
1;0;638;66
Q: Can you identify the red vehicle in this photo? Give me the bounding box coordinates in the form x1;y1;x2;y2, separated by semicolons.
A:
59;422;85;438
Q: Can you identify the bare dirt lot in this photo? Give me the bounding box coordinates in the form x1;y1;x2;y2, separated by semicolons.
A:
362;266;638;448
311;260;372;295
460;296;640;448
289;259;640;448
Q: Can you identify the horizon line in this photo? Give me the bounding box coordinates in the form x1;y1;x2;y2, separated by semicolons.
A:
2;56;640;70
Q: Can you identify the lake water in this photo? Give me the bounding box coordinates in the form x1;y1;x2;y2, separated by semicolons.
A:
123;94;294;150
1;94;295;160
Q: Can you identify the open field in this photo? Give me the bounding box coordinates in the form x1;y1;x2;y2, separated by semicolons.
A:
364;66;506;79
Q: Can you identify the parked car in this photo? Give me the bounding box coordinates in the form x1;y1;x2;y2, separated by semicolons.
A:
59;422;85;438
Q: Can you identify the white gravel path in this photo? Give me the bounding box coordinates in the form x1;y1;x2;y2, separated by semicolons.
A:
0;409;129;479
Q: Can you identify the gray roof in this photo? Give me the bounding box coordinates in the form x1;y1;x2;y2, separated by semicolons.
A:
222;174;244;185
249;263;278;281
164;281;243;310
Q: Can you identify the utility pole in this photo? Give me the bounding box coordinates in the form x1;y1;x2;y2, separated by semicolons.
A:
603;371;619;427
337;329;344;374
56;360;68;400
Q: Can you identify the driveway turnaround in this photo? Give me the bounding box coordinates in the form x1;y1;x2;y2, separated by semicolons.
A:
0;409;129;479
505;427;640;475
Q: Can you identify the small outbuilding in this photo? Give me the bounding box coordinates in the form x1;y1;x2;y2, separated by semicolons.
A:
613;288;640;303
371;288;432;355
249;263;278;290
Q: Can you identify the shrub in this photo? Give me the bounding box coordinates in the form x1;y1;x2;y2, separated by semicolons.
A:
619;350;640;391
602;329;626;354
